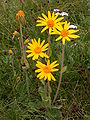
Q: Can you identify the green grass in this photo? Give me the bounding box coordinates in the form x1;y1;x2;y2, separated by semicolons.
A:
0;0;90;120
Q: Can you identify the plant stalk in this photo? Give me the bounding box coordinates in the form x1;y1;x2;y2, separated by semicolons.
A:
20;22;25;63
20;21;29;98
47;34;51;109
53;45;64;103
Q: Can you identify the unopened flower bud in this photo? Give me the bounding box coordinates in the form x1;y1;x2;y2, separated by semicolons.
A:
8;49;13;55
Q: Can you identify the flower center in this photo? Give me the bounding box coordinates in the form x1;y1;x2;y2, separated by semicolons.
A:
61;29;69;37
43;66;51;73
34;47;41;54
47;19;54;28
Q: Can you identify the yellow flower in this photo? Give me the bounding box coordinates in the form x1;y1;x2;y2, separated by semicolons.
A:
16;10;24;21
35;60;59;81
13;31;18;36
26;38;49;60
51;21;80;45
25;39;30;44
8;49;13;55
36;11;64;34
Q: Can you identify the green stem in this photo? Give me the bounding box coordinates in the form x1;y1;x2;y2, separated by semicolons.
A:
11;56;15;76
43;80;47;98
25;70;30;98
53;45;64;103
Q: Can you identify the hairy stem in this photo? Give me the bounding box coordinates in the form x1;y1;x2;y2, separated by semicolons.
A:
53;45;64;103
20;22;25;63
20;22;29;98
47;34;51;109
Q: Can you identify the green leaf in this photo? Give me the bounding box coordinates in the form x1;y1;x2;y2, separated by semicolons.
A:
61;66;67;73
49;48;52;57
38;86;45;101
21;57;29;70
40;79;44;85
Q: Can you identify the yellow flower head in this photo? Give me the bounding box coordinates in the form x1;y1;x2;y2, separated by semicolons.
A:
26;38;49;60
36;11;64;34
13;31;18;36
35;60;59;81
51;21;80;45
8;49;13;55
16;10;24;21
25;39;30;44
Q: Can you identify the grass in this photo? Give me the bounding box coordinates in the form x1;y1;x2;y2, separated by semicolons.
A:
0;0;90;119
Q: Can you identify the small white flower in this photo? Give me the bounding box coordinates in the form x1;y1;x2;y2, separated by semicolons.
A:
69;25;77;29
71;43;77;47
54;9;60;12
59;12;68;16
55;12;68;16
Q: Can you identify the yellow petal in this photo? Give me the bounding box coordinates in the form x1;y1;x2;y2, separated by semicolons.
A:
44;54;49;58
48;11;51;19
41;26;48;33
38;38;40;45
35;69;42;73
40;53;49;58
32;55;36;60
65;37;70;41
41;43;49;50
34;54;39;59
40;40;45;47
26;50;32;53
38;16;46;21
52;12;54;19
47;60;50;66
31;39;35;45
27;53;34;58
39;74;44;79
62;38;65;45
37;72;42;78
51;63;59;68
56;24;63;31
68;30;79;34
55;17;64;23
50;61;57;67
68;35;80;38
48;73;51;81
51;74;56;81
36;23;46;26
42;13;48;20
49;28;52;34
28;43;33;47
51;28;61;34
36;20;46;24
36;61;46;68
53;14;59;20
44;75;47;80
56;36;62;41
51;69;59;72
34;38;38;45
41;48;48;52
27;46;32;49
64;21;70;30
